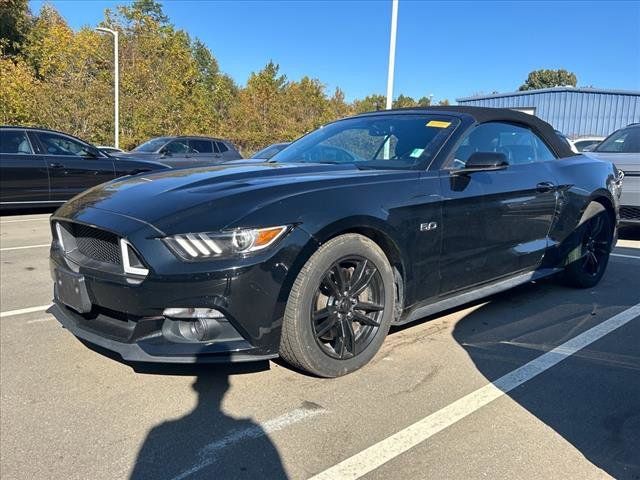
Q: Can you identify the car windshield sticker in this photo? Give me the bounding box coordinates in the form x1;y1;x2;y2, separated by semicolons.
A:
410;148;425;158
426;120;451;128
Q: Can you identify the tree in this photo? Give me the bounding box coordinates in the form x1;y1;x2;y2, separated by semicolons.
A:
438;99;450;106
352;94;386;113
519;69;577;91
417;96;432;107
0;0;32;58
392;94;417;109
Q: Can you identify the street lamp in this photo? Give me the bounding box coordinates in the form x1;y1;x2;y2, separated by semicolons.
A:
96;27;119;149
385;0;399;110
383;0;399;158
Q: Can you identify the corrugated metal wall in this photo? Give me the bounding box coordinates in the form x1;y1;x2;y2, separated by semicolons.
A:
457;89;640;138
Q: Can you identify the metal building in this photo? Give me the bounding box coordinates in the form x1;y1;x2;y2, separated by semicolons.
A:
456;87;640;138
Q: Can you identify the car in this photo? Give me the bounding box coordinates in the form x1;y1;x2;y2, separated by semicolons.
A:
251;142;291;160
49;106;622;377
97;146;125;154
117;136;242;167
570;136;604;152
0;127;169;210
584;123;640;226
554;130;578;153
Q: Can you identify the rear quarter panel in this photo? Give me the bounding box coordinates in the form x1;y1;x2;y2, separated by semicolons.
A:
545;155;619;265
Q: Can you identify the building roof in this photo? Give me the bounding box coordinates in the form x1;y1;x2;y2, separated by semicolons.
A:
457;87;640;102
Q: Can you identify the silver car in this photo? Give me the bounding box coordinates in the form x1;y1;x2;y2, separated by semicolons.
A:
586;124;640;226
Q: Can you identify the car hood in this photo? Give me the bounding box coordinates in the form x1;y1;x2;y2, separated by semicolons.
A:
584;152;640;172
59;162;402;234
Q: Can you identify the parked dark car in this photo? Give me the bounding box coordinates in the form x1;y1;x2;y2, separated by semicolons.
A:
251;142;290;160
585;123;640;226
0;127;168;210
49;107;622;377
117;136;242;167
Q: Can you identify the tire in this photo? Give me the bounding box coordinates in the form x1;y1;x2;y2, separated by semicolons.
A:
562;202;614;288
279;234;395;377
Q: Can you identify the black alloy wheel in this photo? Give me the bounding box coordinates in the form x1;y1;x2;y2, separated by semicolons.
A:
563;203;613;288
279;234;395;377
312;256;385;360
579;212;611;278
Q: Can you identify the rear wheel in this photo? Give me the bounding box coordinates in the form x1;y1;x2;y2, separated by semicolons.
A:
279;234;395;377
562;202;613;288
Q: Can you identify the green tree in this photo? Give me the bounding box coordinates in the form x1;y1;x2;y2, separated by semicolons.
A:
519;69;577;91
0;0;32;58
392;94;417;109
417;96;432;107
352;94;386;113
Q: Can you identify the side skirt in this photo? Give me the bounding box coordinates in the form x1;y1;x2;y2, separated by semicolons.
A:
396;268;562;326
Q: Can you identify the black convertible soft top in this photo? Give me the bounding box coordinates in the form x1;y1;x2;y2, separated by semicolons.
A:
358;105;574;158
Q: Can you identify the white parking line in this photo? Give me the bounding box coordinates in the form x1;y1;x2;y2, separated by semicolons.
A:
0;305;51;318
171;405;327;480
310;303;640;480
0;244;50;252
611;253;640;260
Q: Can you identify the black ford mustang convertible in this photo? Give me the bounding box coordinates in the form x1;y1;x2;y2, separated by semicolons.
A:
49;107;622;377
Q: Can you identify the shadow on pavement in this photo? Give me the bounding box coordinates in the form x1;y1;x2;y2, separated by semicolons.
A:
78;342;288;479
451;276;640;479
130;364;288;480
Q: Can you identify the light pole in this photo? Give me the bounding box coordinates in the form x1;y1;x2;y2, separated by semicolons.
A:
96;27;119;149
383;0;399;158
385;0;399;110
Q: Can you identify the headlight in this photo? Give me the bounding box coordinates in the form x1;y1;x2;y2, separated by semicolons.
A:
164;225;290;260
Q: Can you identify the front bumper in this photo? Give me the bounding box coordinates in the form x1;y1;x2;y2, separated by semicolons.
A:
48;207;318;364
50;302;277;363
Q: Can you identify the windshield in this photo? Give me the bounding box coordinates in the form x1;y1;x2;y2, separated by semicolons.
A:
270;114;460;169
132;137;170;152
251;143;289;159
596;127;640;153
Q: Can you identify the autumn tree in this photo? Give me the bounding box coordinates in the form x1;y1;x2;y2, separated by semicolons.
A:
0;0;32;57
519;69;577;91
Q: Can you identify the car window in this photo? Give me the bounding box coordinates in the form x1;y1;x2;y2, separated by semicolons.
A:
35;132;94;157
252;144;288;159
215;141;229;153
596;127;640;153
165;140;192;154
188;139;213;154
0;130;32;154
452;122;556;167
272;115;460;170
574;140;600;152
132;137;169;152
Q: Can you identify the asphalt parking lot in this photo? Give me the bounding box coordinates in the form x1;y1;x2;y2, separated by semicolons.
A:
1;213;639;480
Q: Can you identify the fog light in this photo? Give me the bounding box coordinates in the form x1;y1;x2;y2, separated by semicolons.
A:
163;307;225;319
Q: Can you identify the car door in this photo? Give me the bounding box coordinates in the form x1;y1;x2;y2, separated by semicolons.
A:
216;141;242;161
438;122;558;294
186;138;220;166
31;131;116;201
0;129;50;206
159;139;195;166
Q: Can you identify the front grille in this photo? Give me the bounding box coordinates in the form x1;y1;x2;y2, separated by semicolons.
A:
620;206;640;221
61;222;122;265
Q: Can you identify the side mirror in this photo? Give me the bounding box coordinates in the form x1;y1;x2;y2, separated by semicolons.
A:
160;148;171;156
454;152;508;174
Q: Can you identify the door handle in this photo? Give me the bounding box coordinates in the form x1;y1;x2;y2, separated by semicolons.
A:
49;162;64;168
536;182;555;193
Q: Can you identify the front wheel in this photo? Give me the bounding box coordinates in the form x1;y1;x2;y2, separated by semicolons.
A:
562;202;614;288
279;234;395;377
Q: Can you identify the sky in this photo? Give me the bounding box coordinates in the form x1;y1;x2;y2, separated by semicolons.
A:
29;0;640;102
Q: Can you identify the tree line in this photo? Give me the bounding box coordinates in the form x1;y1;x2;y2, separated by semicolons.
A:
0;0;449;154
